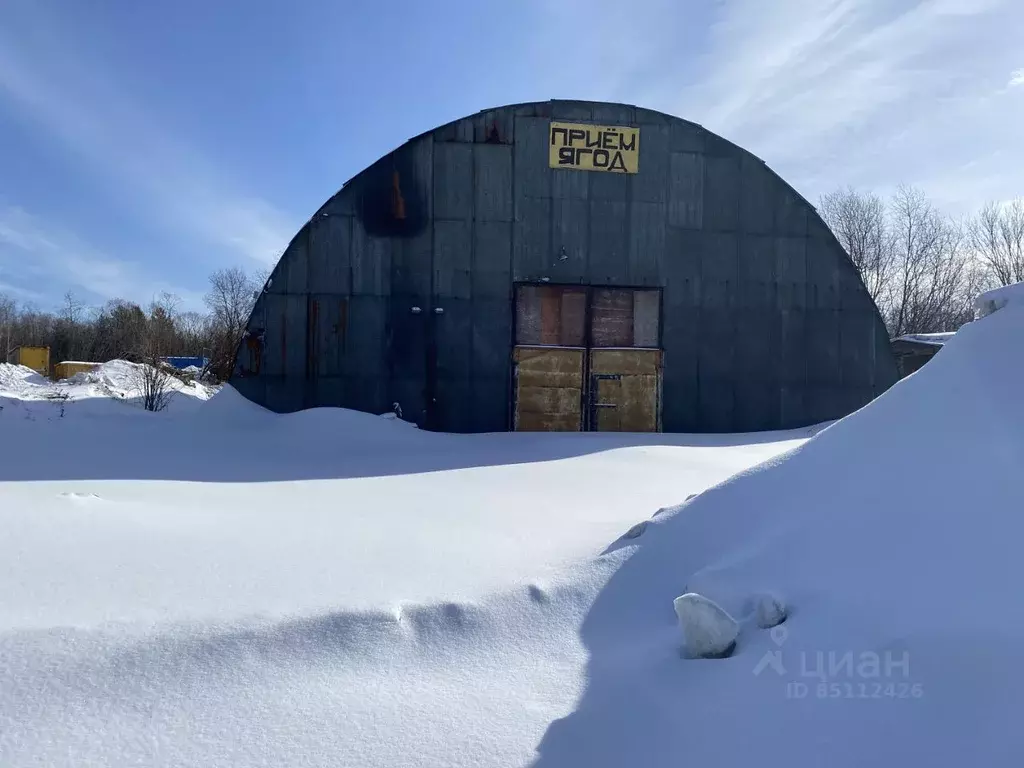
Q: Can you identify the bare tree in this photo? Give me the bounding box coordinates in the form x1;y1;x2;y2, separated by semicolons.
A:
887;186;974;337
819;187;896;306
204;266;262;381
0;293;15;357
821;185;985;338
969;198;1024;287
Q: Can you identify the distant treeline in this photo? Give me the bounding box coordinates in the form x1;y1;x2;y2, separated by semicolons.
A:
0;267;265;381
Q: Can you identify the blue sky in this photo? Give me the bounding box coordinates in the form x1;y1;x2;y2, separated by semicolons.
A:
1;0;1022;311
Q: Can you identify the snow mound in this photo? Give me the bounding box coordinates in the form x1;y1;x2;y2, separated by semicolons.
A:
975;280;1024;318
0;363;46;396
531;303;1024;766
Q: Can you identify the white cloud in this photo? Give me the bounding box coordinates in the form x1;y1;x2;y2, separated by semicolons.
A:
546;0;1024;214
0;206;204;309
0;7;293;267
1010;69;1024;87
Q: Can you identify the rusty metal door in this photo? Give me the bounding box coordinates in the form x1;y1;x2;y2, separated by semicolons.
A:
513;346;585;431
511;284;662;433
589;348;662;432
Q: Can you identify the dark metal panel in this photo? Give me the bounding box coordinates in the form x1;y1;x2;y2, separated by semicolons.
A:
588;200;629;284
473;220;512;299
551;198;589;282
318;187;356;217
703;154;740;231
779;385;805;429
434;219;472;299
634;107;673;126
740;155;774;235
837;262;869;310
260;294;306;379
805;309;841;386
350;218;391;296
550;101;594;120
634;124;669;204
264;377;303;413
591;103;634;124
698;308;735;379
513;117;551;199
668;152;703;228
839;309;874;388
473;143;513;222
670;121;706;153
589;168;630;202
552;163;589;200
473;109;515;144
434;142;474;220
308;293;349;378
777;308;808;387
307;215;352;294
271;227;309;294
388;297;428;427
229;378;265;410
345;375;387;416
697;374;735;433
872;321;899;395
704;132;736;157
734;308;776;380
433;296;473;431
472;379;509;432
805;239;840;309
629;201;666;285
701;231;738;309
661;306;699;431
471;296;512;432
308;376;346;409
471;297;512;379
733;381;779;432
391;229;432;297
346;295;388;380
805;386;844;425
513;196;552;280
775;236;808;310
434;298;472;381
775;187;808;236
664;228;702;307
737;235;775;309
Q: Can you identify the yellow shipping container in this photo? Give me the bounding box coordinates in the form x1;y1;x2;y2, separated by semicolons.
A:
54;361;100;380
6;346;50;377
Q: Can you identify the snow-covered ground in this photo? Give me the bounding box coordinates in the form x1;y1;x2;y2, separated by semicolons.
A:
0;362;810;767
3;285;1020;768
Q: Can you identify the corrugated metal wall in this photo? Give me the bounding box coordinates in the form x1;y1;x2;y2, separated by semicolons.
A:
231;99;898;433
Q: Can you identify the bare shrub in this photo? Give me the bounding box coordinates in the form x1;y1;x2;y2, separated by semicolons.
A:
132;359;175;412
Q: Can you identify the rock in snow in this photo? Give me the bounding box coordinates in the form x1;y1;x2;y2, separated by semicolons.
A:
673;593;739;659
753;592;787;629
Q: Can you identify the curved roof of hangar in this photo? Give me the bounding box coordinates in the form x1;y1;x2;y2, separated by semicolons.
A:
316;99;823;226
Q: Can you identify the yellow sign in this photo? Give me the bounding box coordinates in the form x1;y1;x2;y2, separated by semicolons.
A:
548;121;639;174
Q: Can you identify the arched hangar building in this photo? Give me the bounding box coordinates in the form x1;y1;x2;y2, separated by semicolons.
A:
232;100;898;433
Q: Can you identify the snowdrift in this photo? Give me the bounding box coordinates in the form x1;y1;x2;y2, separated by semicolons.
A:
7;284;1021;767
531;299;1024;767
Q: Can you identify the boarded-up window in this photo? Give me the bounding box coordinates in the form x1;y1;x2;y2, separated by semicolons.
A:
516;286;586;346
632;290;660;347
516;284;661;348
591;289;661;347
591;289;634;347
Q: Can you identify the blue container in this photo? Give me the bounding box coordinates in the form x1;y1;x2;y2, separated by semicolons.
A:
161;356;208;370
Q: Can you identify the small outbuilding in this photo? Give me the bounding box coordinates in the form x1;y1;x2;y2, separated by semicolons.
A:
890;333;955;378
231;100;898;433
